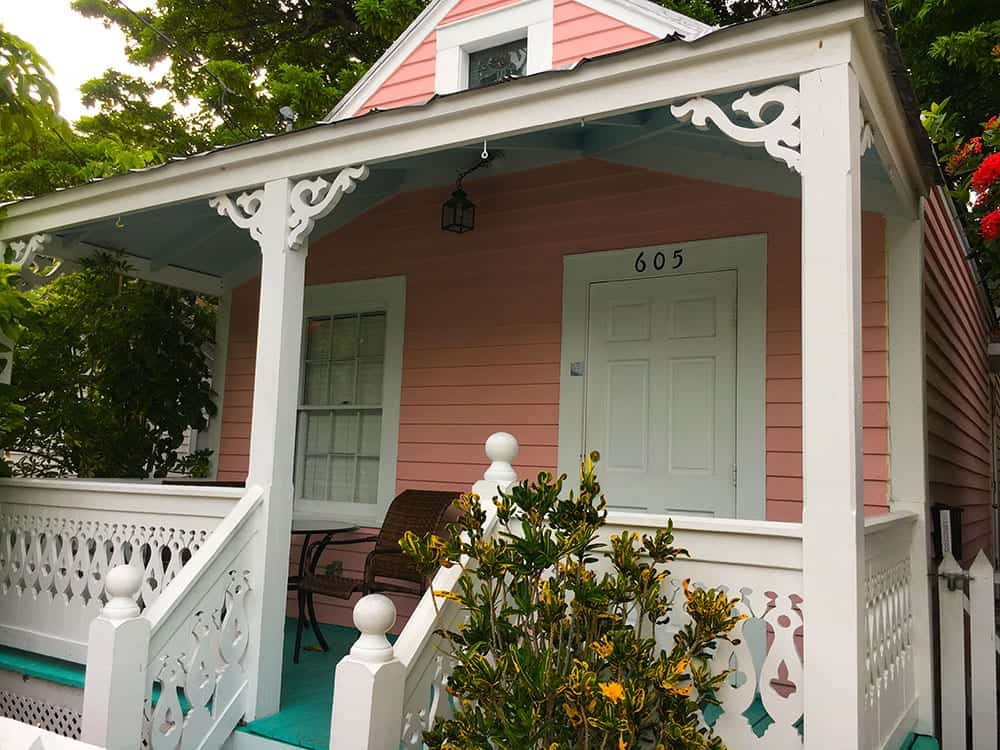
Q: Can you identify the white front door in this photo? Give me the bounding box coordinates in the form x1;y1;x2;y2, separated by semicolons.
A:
584;270;738;516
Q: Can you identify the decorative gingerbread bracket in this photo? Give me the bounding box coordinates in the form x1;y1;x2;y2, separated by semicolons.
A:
670;85;802;173
209;165;370;251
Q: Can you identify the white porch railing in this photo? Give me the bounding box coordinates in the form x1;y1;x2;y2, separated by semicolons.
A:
78;483;265;750
330;433;809;750
0;478;243;663
862;512;919;750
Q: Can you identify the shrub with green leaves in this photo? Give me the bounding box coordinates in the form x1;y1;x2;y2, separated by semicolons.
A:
401;453;743;750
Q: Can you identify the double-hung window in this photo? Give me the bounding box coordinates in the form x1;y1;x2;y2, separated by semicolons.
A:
294;277;405;524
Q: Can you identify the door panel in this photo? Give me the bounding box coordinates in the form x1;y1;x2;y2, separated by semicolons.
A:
585;271;738;517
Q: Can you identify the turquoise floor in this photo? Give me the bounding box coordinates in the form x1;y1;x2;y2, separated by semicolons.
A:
238;618;358;749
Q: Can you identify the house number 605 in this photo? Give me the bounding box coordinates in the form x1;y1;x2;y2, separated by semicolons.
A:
634;249;683;273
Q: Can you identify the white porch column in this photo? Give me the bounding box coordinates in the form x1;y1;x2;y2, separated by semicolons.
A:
242;177;306;719
210;166;369;719
886;213;935;733
799;63;865;748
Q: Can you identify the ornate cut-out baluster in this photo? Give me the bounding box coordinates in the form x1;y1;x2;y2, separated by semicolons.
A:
713;588;760;743
151;657;185;750
759;593;803;744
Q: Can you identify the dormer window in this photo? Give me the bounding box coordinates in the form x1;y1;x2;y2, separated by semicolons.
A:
468;39;528;89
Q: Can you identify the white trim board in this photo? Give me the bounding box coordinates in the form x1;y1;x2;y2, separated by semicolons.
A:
294;275;405;527
557;234;767;520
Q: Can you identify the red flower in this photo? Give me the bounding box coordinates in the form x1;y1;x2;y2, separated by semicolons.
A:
982;209;1000;242
971;153;1000;192
971;137;984;154
987;115;1000;130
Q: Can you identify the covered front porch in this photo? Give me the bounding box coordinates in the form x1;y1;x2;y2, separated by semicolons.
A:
0;4;938;746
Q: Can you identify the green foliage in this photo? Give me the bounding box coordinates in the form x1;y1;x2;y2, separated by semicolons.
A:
2;253;217;478
0;264;30;476
892;0;1000;140
0;24;60;140
401;454;743;749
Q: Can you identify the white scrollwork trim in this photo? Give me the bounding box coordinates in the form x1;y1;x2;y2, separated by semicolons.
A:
670;85;802;172
1;233;51;267
209;165;369;252
209;189;267;246
287;165;370;250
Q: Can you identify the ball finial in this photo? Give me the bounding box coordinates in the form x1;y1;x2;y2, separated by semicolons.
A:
351;594;396;662
483;432;518;483
103;565;142;620
485;432;518;464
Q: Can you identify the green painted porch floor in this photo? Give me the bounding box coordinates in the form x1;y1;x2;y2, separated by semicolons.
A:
238;618;362;749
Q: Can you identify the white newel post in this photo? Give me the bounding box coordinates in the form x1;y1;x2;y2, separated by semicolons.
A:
330;595;405;750
210;166;370;718
799;63;866;748
886;213;935;733
80;565;150;750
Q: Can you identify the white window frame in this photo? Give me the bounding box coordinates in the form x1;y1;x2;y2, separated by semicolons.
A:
294;275;405;527
557;235;767;521
435;0;553;95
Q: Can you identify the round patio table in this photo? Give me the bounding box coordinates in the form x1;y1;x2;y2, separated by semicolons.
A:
288;519;361;591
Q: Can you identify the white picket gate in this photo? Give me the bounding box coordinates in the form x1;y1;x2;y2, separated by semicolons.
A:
937;551;999;750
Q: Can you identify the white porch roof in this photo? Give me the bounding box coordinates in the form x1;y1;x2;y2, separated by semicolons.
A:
0;0;935;293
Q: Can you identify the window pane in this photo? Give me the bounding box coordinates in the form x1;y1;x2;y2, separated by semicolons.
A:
331;315;358;360
469;39;527;89
330;455;355;501
302;456;329;500
305;412;332;453
305;318;332;360
357;361;383;405
303;363;330;405
331;362;356;404
331;412;359;454
359;313;386;358
357;458;380;504
359;412;381;457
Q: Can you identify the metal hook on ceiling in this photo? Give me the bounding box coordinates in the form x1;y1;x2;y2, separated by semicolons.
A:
481;139;489;160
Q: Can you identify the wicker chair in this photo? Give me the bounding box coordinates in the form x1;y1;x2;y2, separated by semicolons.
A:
293;489;460;663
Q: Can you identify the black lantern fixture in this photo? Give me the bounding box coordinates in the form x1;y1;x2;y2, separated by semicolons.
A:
441;184;476;234
442;149;497;234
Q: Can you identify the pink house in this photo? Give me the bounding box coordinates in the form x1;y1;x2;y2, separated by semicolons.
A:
0;0;996;748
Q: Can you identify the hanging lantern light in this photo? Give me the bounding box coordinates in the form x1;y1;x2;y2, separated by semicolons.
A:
442;146;497;234
441;184;476;233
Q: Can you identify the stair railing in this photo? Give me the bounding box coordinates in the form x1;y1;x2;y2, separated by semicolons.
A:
329;433;519;750
80;483;265;750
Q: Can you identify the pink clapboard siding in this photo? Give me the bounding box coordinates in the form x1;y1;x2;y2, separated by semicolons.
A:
923;188;995;565
218;159;889;626
552;0;657;67
358;0;659;116
360;32;437;114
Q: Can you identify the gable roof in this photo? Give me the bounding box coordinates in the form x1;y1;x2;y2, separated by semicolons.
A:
324;0;714;122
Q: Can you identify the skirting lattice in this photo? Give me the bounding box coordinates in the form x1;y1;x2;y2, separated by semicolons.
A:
0;689;82;739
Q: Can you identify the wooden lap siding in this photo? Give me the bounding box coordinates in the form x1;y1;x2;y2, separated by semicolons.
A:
217;160;889;626
923;188;995;564
552;0;657;68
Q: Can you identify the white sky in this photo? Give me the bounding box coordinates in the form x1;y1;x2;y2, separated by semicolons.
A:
2;0;161;121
